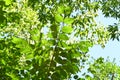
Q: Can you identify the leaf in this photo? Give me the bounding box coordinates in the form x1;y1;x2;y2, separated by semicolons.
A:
64;6;72;15
26;53;34;60
56;66;68;78
12;37;32;53
12;37;25;44
1;59;6;65
50;24;58;38
51;71;60;79
58;41;68;48
60;69;67;78
71;58;79;63
6;73;19;80
71;52;81;58
30;28;40;41
0;15;6;24
64;18;74;24
0;1;5;6
62;26;73;33
57;6;64;14
72;64;79;73
4;0;11;5
55;14;63;22
63;63;77;74
79;41;93;52
55;56;63;64
59;34;69;40
51;60;56;67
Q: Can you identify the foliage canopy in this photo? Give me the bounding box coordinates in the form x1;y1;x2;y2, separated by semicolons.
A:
0;0;120;80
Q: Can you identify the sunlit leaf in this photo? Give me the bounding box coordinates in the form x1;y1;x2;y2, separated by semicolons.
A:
30;28;40;41
55;14;63;22
12;37;32;53
62;26;73;33
64;18;74;24
79;41;93;52
57;6;64;14
4;0;11;5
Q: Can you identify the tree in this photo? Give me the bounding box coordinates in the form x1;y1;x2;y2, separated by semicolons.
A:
100;0;120;40
87;57;120;80
0;0;119;80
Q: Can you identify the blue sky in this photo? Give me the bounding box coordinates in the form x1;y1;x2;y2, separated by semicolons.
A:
88;10;120;65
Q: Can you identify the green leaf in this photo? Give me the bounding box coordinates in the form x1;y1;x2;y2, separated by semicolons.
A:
50;24;58;38
30;28;40;41
0;1;5;6
51;71;60;79
57;6;64;14
12;37;32;53
79;41;93;52
64;63;77;74
55;14;63;22
1;59;6;65
26;53;34;60
55;56;63;64
72;64;79;72
59;34;69;40
12;37;25;44
60;69;67;78
62;26;73;33
64;18;74;24
6;73;19;80
4;0;11;5
58;41;68;48
71;52;81;58
64;6;72;15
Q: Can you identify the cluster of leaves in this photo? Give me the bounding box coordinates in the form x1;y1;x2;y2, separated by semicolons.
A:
108;23;120;41
87;57;120;80
99;0;120;41
100;0;120;19
0;0;116;80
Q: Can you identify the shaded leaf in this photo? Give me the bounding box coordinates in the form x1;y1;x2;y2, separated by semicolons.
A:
59;34;69;40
